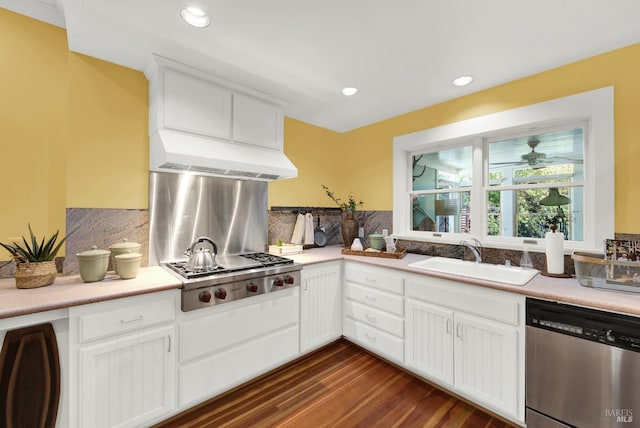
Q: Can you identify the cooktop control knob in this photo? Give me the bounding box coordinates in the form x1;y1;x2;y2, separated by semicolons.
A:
215;288;227;299
273;277;284;287
247;282;258;293
284;275;295;285
199;290;212;303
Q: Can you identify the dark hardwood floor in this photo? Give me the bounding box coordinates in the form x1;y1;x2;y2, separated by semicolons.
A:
155;339;515;428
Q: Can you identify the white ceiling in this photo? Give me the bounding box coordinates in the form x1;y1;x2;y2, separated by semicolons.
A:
4;0;640;132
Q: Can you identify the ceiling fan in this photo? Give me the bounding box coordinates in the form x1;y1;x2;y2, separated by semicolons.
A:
490;137;583;169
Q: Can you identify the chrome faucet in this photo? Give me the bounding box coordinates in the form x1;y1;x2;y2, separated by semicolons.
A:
460;239;483;263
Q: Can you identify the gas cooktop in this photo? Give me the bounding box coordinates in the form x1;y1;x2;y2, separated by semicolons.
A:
165;252;294;280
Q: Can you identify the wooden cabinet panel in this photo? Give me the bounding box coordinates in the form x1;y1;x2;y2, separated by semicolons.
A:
232;93;282;149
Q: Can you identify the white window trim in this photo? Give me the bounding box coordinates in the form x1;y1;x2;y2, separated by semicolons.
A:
393;86;614;253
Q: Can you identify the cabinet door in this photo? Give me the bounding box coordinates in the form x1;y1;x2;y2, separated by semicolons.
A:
163;69;232;139
79;325;176;428
232;93;282;149
405;299;454;386
300;262;342;353
454;312;518;417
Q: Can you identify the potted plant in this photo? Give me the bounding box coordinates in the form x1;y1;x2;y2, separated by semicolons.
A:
322;185;364;247
0;224;74;289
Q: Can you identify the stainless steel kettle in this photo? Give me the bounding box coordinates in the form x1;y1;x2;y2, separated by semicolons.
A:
184;236;218;271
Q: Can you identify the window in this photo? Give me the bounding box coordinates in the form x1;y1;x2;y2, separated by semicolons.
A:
393;87;613;252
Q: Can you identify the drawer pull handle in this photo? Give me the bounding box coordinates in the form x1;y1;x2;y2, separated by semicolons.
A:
365;277;377;284
365;314;377;323
364;295;377;303
456;323;462;338
365;333;377;342
446;319;452;334
120;315;143;324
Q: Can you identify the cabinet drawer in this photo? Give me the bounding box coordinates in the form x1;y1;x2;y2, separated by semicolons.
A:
344;318;403;363
345;283;403;317
78;295;176;343
344;300;403;338
344;262;404;295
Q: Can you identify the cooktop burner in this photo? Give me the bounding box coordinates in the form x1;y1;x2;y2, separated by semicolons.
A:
165;252;294;280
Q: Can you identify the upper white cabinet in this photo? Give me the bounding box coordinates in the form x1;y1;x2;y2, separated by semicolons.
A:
146;55;285;151
300;261;343;354
233;92;283;149
163;69;232;140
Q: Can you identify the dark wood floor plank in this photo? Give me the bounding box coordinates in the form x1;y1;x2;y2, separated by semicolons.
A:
154;340;516;428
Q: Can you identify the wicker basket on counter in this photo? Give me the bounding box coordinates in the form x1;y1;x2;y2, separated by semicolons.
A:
13;260;58;289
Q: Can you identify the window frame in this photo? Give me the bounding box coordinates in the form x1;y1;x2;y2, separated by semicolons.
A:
392;87;614;253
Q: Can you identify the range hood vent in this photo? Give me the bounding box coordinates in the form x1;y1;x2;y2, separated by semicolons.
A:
150;129;296;180
146;55;298;181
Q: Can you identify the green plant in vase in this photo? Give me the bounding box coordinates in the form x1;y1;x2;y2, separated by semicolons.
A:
0;224;76;289
322;185;364;247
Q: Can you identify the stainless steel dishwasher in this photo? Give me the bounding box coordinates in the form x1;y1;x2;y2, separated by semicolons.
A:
526;298;640;428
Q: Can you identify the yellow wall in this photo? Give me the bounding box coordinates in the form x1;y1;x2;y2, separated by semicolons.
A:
279;43;640;233
0;8;148;248
2;6;640;248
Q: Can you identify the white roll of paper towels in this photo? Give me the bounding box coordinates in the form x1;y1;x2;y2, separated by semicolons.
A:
545;231;565;274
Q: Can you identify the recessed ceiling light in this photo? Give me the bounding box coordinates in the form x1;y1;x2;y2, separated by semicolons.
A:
452;75;474;87
341;87;358;96
180;6;211;28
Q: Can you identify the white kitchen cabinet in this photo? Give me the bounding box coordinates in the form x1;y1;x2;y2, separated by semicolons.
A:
405;275;524;423
454;311;518;415
179;288;299;408
163;68;232;140
300;261;343;354
343;262;404;363
69;290;179;428
232;92;283;150
405;299;454;387
79;325;175;428
147;56;284;151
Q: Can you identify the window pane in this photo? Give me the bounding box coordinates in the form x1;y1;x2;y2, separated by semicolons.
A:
412;146;472;191
487;187;583;240
488;128;584;185
412;192;471;233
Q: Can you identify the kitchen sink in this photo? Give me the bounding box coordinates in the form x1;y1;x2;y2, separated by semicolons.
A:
408;257;539;286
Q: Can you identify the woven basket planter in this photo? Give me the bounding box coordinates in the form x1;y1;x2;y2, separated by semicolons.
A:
14;260;58;289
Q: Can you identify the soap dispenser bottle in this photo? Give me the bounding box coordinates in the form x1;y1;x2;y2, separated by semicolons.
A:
520;247;533;270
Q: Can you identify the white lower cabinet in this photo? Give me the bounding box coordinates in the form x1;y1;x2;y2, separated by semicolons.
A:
343;262;404;363
69;290;179;428
405;275;524;424
178;288;300;408
79;325;176;428
300;261;342;354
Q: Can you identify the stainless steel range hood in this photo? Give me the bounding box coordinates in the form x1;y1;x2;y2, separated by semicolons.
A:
146;55;298;181
150;129;298;180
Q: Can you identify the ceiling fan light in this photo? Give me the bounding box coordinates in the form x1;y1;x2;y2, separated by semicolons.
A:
180;6;211;28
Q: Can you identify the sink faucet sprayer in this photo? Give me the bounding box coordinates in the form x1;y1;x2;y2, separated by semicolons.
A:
460;239;483;263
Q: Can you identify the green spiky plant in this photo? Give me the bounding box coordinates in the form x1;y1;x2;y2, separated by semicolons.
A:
0;224;76;263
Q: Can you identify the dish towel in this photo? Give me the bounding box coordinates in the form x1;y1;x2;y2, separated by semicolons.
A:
304;213;315;245
290;213;305;244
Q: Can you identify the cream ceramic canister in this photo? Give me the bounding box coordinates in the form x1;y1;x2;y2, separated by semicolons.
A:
76;246;110;283
108;238;141;274
368;234;384;251
115;251;143;279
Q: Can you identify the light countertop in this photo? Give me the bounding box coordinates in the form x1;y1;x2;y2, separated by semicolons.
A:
289;246;640;317
0;266;181;320
2;246;640;321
